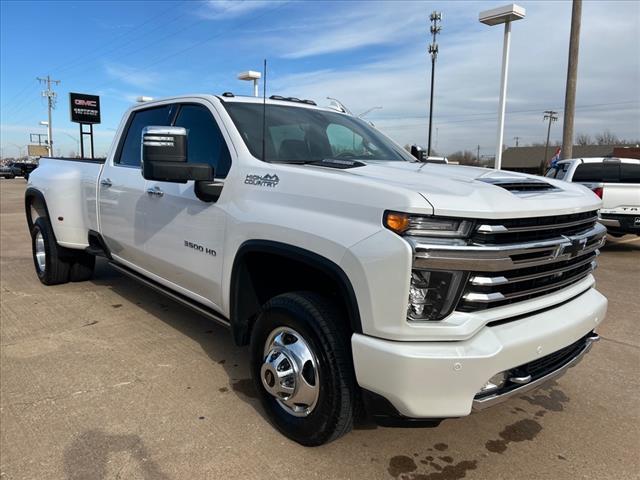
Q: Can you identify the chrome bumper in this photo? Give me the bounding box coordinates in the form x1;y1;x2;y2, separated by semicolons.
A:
472;333;600;410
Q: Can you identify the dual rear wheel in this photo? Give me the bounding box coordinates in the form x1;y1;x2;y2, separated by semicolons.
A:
31;216;95;285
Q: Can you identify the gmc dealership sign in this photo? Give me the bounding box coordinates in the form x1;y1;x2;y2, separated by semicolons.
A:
69;92;101;124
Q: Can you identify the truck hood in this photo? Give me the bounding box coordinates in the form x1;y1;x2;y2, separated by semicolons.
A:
348;161;601;219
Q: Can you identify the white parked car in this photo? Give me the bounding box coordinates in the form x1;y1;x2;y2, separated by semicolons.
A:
25;93;606;445
546;157;640;236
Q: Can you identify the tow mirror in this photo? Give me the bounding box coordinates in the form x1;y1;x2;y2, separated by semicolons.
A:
141;126;212;183
410;144;425;161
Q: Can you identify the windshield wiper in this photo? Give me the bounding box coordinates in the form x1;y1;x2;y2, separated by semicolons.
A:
272;158;366;169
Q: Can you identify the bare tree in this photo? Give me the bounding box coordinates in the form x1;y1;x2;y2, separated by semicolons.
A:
595;130;619;145
448;150;477;165
575;133;591;145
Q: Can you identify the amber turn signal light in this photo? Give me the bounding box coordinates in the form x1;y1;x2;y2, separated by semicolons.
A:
384;212;410;234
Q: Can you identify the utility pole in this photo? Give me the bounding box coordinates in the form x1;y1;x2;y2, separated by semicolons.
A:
477;144;481;164
513;136;520;147
37;75;61;156
427;11;442;156
541;110;558;174
561;0;582;160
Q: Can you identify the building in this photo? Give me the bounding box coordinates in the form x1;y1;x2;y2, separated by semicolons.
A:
501;144;638;174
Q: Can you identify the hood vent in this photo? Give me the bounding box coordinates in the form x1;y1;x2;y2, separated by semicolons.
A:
477;177;559;193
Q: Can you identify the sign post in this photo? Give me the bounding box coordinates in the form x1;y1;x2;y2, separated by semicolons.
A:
69;92;101;159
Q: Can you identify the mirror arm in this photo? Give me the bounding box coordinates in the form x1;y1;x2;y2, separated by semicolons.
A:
195;180;224;203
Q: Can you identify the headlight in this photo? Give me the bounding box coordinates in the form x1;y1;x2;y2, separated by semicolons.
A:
384;211;473;238
408;269;467;321
384;211;471;321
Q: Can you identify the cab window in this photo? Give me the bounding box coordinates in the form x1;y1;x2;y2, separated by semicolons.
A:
117;105;174;167
620;162;640;183
572;162;619;183
173;104;232;178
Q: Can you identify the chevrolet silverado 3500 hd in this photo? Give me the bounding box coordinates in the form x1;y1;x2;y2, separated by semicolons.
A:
25;94;607;446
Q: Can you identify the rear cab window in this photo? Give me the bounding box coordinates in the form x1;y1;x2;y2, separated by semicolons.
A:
572;161;620;183
620;162;640;183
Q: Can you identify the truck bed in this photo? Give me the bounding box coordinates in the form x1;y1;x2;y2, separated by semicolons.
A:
27;157;105;248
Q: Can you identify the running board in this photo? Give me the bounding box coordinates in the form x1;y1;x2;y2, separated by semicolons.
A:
108;262;231;329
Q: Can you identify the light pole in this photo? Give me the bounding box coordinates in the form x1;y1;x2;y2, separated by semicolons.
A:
427;11;442;156
479;4;526;170
39;121;51;156
238;71;262;97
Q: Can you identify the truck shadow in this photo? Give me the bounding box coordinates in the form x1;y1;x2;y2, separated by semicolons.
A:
63;429;170;480
601;235;640;252
89;259;267;422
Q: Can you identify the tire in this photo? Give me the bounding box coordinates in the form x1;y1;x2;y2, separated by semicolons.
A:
250;292;355;446
69;251;95;282
31;217;71;285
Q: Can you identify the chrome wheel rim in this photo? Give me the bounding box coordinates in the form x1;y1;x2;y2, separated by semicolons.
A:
261;326;320;417
35;231;46;273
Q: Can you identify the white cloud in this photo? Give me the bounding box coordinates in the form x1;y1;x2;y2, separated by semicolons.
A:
104;63;162;90
198;0;283;19
267;1;640;154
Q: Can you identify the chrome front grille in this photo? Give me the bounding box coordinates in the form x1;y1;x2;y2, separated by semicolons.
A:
459;251;598;310
473;210;598;245
409;213;607;314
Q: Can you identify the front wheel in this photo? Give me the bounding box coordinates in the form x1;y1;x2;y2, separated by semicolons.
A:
250;292;356;446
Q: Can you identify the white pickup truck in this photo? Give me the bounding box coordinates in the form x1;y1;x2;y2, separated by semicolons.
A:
546;157;640;236
26;94;607;446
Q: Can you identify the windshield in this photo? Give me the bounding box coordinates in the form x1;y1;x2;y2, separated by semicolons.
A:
222;102;414;163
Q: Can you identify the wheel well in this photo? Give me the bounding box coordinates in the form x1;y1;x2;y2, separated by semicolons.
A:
230;241;362;346
25;188;49;232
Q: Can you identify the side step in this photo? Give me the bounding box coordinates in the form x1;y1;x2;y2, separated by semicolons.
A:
108;262;231;329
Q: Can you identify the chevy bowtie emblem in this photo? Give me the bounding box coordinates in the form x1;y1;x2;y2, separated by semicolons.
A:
564;237;587;258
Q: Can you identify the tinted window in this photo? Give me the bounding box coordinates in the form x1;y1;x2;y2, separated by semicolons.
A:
545;163;570;180
326;123;366;157
572;162;620;182
222;103;414;163
620;162;640;183
174;104;231;178
118;105;174;167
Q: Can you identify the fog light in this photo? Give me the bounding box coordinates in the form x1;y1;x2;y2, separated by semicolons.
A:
407;269;467;321
480;372;507;394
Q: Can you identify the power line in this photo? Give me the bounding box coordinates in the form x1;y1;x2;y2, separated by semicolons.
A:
0;80;38;111
88;1;290;93
541;110;559;174
374;100;639;129
54;9;201;77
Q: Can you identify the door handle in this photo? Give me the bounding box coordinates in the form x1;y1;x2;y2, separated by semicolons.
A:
146;186;164;197
100;178;112;187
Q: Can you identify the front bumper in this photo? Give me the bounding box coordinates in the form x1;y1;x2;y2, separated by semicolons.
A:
352;287;607;419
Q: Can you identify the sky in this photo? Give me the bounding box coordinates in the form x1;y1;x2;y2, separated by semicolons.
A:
1;0;639;159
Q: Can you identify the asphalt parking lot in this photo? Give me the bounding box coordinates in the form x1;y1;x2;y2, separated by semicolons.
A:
1;178;639;480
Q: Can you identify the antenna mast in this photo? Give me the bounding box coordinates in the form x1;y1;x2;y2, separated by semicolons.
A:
262;59;267;162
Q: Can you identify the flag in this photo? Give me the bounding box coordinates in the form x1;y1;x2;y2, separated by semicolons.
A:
550;147;562;167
